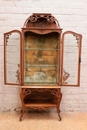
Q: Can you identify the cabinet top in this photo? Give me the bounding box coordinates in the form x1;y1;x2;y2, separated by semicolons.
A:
23;13;61;29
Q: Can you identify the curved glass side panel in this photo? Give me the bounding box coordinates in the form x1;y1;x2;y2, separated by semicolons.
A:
4;30;21;85
61;31;82;86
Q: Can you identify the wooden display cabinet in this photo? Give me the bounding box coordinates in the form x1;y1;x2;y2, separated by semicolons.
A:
4;13;82;121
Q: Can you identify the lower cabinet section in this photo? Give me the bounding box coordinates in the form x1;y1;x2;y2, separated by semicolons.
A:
20;87;62;121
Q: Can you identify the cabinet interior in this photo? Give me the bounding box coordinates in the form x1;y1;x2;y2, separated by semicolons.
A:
24;32;60;85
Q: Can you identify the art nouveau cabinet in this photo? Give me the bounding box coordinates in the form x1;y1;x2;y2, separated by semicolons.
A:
4;13;82;121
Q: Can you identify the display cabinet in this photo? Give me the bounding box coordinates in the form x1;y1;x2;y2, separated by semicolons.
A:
4;13;82;121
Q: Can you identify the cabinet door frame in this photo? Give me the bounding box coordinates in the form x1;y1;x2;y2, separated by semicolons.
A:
4;30;22;85
61;31;82;87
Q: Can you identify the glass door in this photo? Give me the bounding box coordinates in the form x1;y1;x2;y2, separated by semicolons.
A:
4;30;22;85
61;31;82;86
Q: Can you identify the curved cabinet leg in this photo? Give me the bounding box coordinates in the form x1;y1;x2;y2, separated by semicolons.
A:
57;89;62;121
20;107;25;121
57;107;61;121
20;89;25;121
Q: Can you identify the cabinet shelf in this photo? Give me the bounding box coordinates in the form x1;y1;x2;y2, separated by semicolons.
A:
25;65;58;68
25;48;59;51
25;103;56;108
24;82;58;85
24;93;58;106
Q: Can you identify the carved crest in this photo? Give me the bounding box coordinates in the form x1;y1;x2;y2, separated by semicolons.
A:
23;13;60;28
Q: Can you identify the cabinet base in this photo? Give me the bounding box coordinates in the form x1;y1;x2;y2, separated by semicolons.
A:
20;88;62;121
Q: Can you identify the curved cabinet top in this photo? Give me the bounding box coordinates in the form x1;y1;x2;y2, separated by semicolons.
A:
23;13;62;30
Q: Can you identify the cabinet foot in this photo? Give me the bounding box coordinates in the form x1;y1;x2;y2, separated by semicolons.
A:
57;108;62;121
20;109;24;121
58;114;62;121
20;116;23;121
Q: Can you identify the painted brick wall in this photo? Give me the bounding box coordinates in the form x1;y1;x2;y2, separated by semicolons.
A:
0;0;87;112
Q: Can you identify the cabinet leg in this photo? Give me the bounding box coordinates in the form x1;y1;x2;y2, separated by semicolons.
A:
20;108;25;121
57;107;61;121
57;89;62;121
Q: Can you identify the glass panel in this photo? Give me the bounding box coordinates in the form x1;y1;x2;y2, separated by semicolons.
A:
5;31;21;84
62;32;81;86
24;33;60;85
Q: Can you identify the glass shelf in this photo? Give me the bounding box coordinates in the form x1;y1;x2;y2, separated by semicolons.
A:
25;48;59;51
24;64;58;68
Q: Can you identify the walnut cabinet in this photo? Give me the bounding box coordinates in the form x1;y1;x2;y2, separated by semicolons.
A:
4;13;82;121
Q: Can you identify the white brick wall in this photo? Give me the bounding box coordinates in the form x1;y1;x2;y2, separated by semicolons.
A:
0;0;87;112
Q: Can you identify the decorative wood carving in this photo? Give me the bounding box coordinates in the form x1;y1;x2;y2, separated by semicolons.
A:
63;69;70;84
16;64;20;83
23;88;60;97
74;34;80;47
20;88;62;121
6;34;11;44
23;13;60;28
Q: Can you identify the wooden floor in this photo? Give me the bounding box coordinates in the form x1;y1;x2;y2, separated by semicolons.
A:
0;111;87;130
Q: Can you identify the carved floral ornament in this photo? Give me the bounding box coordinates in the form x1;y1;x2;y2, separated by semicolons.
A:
6;34;11;43
63;69;70;84
23;88;60;97
23;13;60;28
29;14;55;23
73;34;80;47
